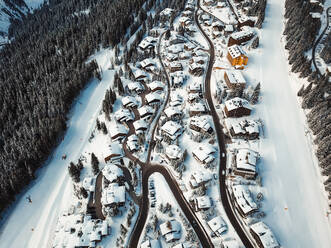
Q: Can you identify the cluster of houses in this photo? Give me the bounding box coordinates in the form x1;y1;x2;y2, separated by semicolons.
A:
101;163;126;217
198;2;281;248
53;213;110;248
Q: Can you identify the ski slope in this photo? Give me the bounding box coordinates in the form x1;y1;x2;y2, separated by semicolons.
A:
0;50;114;248
245;0;331;247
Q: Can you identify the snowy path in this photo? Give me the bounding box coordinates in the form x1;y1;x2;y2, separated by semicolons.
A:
0;51;114;247
246;0;331;247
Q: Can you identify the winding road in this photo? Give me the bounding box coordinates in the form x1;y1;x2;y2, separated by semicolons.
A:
195;0;254;247
127;29;214;248
126;0;257;247
312;7;331;76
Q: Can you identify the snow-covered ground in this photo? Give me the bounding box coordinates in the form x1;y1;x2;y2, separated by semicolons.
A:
0;49;114;248
245;0;331;247
139;173;201;247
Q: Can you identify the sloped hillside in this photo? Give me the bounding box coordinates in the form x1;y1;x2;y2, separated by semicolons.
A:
284;0;331;206
0;0;44;42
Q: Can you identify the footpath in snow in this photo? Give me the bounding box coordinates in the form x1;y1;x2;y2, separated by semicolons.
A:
245;0;331;247
0;50;114;248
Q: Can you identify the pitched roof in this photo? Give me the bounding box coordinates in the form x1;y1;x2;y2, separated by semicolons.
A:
232;184;258;215
228;45;246;59
236;148;258;172
102;183;126;205
250;222;280;248
165;144;184;160
207;216;227;234
224;97;251;111
102;163;123;182
225;70;246;85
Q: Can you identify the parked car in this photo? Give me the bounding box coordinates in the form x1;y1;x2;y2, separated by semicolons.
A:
149;180;154;190
150;190;155;197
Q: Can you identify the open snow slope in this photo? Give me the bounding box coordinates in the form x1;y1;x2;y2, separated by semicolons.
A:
0;50;113;248
246;0;331;247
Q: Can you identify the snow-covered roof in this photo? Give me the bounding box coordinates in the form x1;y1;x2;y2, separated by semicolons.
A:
192;144;216;164
179;16;191;24
160;220;181;236
148;81;164;91
160;8;173;16
138;105;154;118
207;216;227;235
228;45;245;59
102;163;123;183
170;92;183;106
140;239;160;248
187;92;200;102
102;183;125;206
133;119;148;131
179;50;192;59
161;120;182;140
169;61;183;69
196;195;212;209
140;58;155;68
165;53;179;62
191;56;205;64
232;184;258;215
109;123;128;139
189;62;204;71
165;144;184;160
189;101;207;113
139;36;157;50
188;81;202;92
250;222;280;248
194;47;207;57
225;24;234;32
212;20;225;28
168;44;183;54
201;14;210;21
127;81;144;92
164;106;182;118
189;115;213;132
225;118;259;135
127;134;139;152
230;29;254;40
133;69;148;79
109;142;123;156
146;92;163;104
236;148;258;172
122;96;139;107
190;170;212;188
225;70;246;85
53;214;109;248
225;97;251;111
115;108;134;122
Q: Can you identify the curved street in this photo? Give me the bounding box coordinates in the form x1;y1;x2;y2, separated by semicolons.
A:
127;29;214;247
195;1;254;247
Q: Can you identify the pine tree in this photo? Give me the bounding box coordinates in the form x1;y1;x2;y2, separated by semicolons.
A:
91;153;100;175
101;122;108;134
297;84;305;97
250;82;261;104
80;187;88;198
68;162;80;183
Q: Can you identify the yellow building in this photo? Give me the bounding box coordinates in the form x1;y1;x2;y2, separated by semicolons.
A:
227;45;248;68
